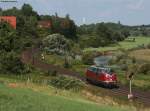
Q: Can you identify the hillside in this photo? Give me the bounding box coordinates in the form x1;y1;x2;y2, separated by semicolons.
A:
0;82;132;111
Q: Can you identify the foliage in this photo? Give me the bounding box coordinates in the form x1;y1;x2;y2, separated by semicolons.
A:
82;52;96;65
138;63;150;75
49;75;83;91
147;43;150;49
0;51;26;74
0;22;28;74
78;22;150;38
51;14;77;40
84;37;150;52
0;22;21;51
78;22;129;48
43;34;71;55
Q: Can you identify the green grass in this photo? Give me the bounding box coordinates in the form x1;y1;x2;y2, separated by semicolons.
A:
84;37;150;52
0;83;131;111
44;54;65;66
116;70;150;91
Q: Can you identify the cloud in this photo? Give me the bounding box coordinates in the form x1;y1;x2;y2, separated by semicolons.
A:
127;0;144;11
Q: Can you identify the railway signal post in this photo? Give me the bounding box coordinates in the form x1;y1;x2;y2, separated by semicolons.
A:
128;73;134;100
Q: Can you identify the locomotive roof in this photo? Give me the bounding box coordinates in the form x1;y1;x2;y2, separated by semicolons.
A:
90;65;111;70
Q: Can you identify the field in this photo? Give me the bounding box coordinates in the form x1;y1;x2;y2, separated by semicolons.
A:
129;49;150;62
116;70;150;91
84;37;150;52
0;78;134;111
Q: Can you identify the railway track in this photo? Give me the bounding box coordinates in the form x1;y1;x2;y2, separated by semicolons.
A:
21;48;150;107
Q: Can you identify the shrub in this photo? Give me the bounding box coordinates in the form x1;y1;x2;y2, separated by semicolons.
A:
63;59;71;68
82;52;94;65
42;34;71;55
147;43;150;49
45;70;58;77
131;57;137;64
71;60;83;66
49;75;84;91
138;63;150;75
0;51;27;74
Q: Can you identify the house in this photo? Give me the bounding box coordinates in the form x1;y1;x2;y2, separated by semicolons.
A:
0;16;16;29
38;20;52;28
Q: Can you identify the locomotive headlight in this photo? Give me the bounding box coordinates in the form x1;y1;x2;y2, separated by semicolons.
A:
105;74;109;78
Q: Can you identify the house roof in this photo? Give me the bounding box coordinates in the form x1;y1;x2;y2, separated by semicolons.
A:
0;16;16;29
38;20;52;28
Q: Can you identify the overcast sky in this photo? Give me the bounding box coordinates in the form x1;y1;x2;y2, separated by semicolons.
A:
0;0;149;25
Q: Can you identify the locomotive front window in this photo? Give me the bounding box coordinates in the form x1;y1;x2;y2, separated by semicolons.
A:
98;68;112;74
89;67;97;73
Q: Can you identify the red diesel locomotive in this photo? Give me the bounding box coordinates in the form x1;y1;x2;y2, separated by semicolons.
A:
86;66;117;87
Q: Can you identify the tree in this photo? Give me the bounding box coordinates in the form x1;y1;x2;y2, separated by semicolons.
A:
42;34;71;55
94;23;114;46
0;22;21;52
0;51;25;74
0;22;26;74
22;4;34;16
51;14;77;40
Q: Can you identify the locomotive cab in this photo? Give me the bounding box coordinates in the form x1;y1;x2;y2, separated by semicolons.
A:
86;66;117;87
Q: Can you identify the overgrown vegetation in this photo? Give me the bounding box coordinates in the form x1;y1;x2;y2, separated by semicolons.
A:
0;4;78;74
78;23;129;48
49;75;84;91
42;34;71;55
0;22;27;74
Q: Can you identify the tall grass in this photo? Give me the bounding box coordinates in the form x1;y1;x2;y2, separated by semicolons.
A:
0;84;132;111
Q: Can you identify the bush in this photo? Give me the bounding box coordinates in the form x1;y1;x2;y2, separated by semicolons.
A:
42;34;71;55
147;43;150;49
0;51;27;74
71;60;83;66
82;52;94;65
63;59;71;68
49;75;84;91
45;70;58;77
138;63;150;75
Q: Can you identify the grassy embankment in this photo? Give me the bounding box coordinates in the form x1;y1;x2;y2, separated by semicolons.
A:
0;74;135;111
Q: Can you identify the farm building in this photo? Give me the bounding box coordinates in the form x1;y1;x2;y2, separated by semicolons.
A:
38;20;52;28
0;16;16;29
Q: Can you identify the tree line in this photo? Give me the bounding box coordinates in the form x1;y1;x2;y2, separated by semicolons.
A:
77;22;130;48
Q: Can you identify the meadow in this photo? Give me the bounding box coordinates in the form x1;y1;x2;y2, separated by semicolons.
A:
84;37;150;52
129;49;150;62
